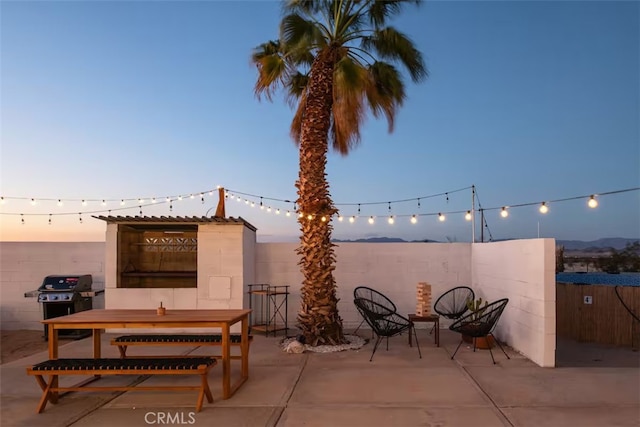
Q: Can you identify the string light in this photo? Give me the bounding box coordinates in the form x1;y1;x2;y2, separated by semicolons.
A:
307;214;313;220
78;213;83;224
48;214;52;225
2;186;637;229
21;214;24;225
539;202;549;214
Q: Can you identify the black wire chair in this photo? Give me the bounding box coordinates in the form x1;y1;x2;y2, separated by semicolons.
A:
353;286;398;336
354;297;421;362
428;286;475;335
449;298;511;364
433;286;475;320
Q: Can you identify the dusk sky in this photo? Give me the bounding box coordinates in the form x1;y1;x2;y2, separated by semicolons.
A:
1;1;638;243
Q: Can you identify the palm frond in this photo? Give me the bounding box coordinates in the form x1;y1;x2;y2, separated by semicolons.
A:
368;0;422;27
252;41;290;101
330;56;369;155
365;61;406;133
281;13;326;51
290;90;308;144
362;26;427;83
286;72;310;107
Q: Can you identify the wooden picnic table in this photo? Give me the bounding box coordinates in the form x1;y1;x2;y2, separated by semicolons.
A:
43;308;252;400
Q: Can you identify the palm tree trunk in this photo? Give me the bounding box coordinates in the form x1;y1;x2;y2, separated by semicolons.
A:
295;47;346;346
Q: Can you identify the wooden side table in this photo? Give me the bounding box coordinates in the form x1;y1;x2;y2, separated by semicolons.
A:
408;313;439;347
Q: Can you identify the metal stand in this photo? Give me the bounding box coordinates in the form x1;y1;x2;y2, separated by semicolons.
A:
248;284;289;337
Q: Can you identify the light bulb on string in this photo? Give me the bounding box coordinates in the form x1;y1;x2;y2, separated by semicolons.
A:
299;212;304;218
190;194;195;199
0;197;5;204
368;216;374;224
539;202;549;214
57;199;63;207
138;199;144;205
411;215;417;224
267;206;271;213
465;211;472;221
588;195;598;208
166;197;171;203
307;214;313;220
101;200;106;206
79;213;83;224
349;216;355;223
152;198;157;204
245;199;249;205
30;198;36;206
338;215;344;222
260;197;264;210
286;211;291;217
275;209;280;215
82;200;87;206
251;202;255;208
438;213;446;222
21;214;24;225
321;216;327;222
388;216;394;225
120;199;125;206
178;195;183;201
500;207;509;218
201;195;205;203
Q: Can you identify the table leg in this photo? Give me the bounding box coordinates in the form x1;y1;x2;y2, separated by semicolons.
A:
48;325;59;402
241;315;249;379
435;318;440;347
48;324;58;359
93;329;102;358
222;325;230;399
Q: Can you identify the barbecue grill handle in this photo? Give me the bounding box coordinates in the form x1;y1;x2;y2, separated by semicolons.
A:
24;290;39;298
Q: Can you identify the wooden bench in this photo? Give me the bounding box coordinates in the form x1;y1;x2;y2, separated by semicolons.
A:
26;357;217;413
111;334;253;358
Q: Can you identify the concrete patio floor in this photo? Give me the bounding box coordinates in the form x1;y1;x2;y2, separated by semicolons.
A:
1;328;638;427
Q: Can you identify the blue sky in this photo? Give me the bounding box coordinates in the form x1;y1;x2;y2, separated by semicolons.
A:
1;0;638;243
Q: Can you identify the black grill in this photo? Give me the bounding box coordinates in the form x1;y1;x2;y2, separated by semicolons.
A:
36;275;94;340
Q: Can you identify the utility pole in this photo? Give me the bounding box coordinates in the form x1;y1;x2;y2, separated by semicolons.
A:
471;185;476;243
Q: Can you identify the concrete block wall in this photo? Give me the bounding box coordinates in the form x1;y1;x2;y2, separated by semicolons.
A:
472;238;556;367
0;242;106;330
255;242;473;330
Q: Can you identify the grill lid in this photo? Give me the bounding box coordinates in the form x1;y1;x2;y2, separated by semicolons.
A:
38;275;93;292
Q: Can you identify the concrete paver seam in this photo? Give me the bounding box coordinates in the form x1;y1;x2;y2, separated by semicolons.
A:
272;353;310;426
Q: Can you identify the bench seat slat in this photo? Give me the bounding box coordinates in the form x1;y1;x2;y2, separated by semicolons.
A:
29;357;216;372
112;334;249;344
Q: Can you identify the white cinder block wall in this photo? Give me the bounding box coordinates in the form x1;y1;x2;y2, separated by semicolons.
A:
0;239;555;367
472;238;556;367
255;242;473;330
0;242;106;330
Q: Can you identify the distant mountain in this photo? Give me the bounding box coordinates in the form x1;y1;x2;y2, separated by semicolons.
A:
556;238;639;251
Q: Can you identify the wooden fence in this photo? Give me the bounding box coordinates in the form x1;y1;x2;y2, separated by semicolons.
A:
556;283;640;348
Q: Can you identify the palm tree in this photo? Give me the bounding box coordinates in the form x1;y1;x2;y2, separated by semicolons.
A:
252;0;427;346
